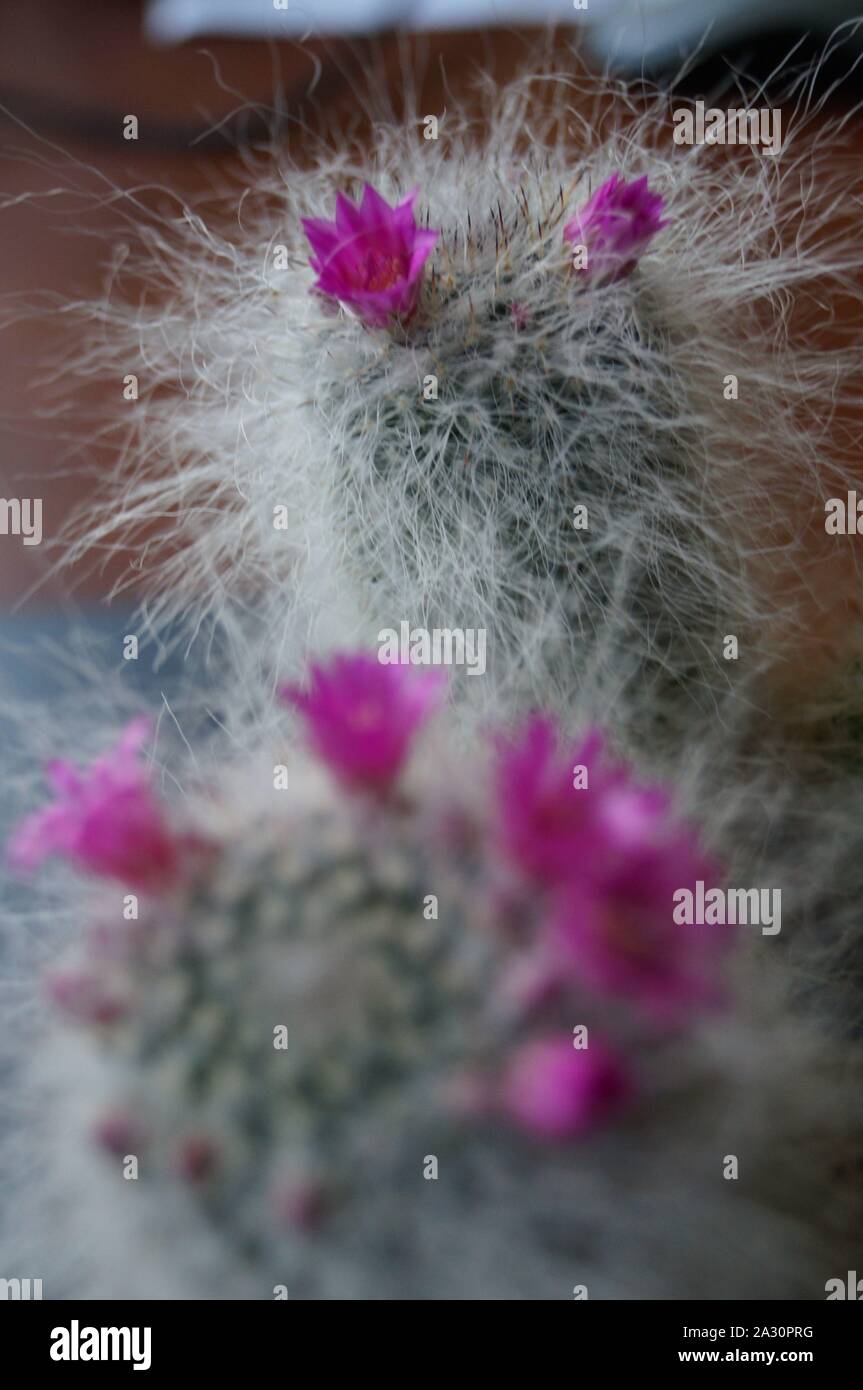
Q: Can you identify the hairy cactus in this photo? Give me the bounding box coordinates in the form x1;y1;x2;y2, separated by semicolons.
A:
6;654;861;1299
5;48;863;1304
56;62;863;744
312;171;743;728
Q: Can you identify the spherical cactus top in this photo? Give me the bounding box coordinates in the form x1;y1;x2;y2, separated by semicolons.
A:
11;650;735;1288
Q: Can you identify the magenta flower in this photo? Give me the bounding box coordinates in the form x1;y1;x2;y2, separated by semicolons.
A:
494;717;668;885
550;834;728;1020
564;173;668;284
8;718;181;891
280;652;445;792
494;718;603;881
502;1036;631;1141
302;184;438;328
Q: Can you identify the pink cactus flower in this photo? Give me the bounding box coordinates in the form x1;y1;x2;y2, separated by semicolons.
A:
302;184;438;328
564;173;668;284
550;836;728;1020
7;718;182;891
494;717;668;885
494;718;604;881
280;652;445;793
502;1036;632;1141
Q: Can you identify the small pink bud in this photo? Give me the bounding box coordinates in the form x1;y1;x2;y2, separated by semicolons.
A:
564;173;667;285
93;1108;142;1157
501;1036;632;1141
45;968;128;1025
176;1135;218;1184
275;1178;327;1231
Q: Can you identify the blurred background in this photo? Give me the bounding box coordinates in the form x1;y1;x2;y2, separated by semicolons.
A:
0;0;861;657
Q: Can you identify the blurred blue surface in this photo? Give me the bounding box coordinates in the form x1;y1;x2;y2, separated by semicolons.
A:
0;605;200;885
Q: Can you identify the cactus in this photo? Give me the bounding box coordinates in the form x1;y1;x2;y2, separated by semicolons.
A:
55;66;863;743
5;51;863;1302
5;654;860;1299
315;171;743;728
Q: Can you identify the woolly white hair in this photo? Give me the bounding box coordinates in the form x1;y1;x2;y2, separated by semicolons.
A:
10;1005;860;1301
2;739;860;1302
1;621;862;1300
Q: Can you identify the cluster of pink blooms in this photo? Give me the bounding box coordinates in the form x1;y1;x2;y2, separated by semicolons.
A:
490;716;726;1141
9;648;723;1152
303;174;667;328
282;653;725;1142
493;716;724;1021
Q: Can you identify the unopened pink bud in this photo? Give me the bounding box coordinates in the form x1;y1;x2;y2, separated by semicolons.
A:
176;1135;218;1184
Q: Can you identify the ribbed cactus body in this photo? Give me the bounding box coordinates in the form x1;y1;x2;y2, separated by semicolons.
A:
322;181;743;722
80;785;502;1264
